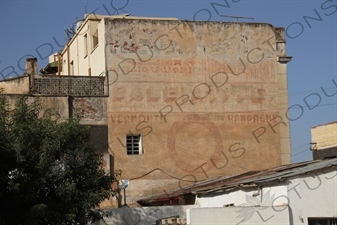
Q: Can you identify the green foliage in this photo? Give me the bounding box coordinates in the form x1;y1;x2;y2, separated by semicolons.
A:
0;92;117;225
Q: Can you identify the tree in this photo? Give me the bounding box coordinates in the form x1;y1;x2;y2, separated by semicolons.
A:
0;92;118;225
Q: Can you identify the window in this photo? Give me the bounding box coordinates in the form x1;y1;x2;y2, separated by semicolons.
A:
126;135;142;155
92;30;98;49
84;34;88;57
70;60;74;75
308;218;337;225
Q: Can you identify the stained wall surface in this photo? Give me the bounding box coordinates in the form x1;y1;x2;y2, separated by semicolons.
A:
105;19;291;202
311;122;337;150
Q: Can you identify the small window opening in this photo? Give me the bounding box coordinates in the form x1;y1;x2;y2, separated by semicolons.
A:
84;33;88;56
126;135;142;155
92;30;98;49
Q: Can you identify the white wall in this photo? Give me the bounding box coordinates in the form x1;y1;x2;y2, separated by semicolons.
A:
96;205;198;225
188;206;289;225
196;185;288;208
61;18;105;76
191;168;337;225
89;19;105;76
287;169;337;225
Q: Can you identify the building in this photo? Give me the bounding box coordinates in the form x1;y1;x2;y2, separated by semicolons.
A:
0;14;293;206
189;158;337;225
190;158;337;225
96;158;337;224
132;158;337;225
311;121;337;160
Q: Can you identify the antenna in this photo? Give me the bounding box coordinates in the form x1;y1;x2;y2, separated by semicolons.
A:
64;23;74;43
118;180;130;206
220;15;254;22
118;180;129;189
310;142;317;151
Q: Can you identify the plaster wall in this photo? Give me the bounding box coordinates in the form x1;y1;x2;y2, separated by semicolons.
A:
61;19;105;76
196;185;288;208
192;169;337;225
311;122;337;150
105;19;291;202
188;206;289;225
0;76;30;94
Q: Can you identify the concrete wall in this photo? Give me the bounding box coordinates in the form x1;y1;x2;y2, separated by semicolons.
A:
0;76;30;94
195;185;288;208
105;19;291;202
287;169;337;224
188;206;289;225
311;122;337;150
95;205;198;225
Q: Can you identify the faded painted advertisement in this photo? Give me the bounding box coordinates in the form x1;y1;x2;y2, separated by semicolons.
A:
105;19;291;201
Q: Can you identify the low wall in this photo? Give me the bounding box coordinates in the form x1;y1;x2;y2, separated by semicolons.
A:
95;205;198;225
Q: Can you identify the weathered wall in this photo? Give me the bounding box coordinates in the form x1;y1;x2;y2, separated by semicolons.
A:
4;95;69;121
4;94;110;163
105;19;291;203
191;168;337;225
4;94;113;208
72;97;107;125
4;95;106;125
0;76;30;94
311;121;337;150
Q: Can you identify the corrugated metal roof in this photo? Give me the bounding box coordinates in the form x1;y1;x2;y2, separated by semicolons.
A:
137;158;337;203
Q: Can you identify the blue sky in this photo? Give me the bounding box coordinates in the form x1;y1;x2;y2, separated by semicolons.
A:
1;0;336;163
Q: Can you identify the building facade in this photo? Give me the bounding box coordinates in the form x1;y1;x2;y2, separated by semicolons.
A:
1;14;293;206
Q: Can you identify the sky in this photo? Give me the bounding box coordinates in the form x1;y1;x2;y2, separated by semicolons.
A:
0;0;336;163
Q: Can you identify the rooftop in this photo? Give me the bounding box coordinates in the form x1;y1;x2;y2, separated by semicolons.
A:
137;158;337;204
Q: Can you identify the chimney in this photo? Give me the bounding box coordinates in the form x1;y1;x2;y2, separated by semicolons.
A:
25;58;38;76
26;58;38;94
